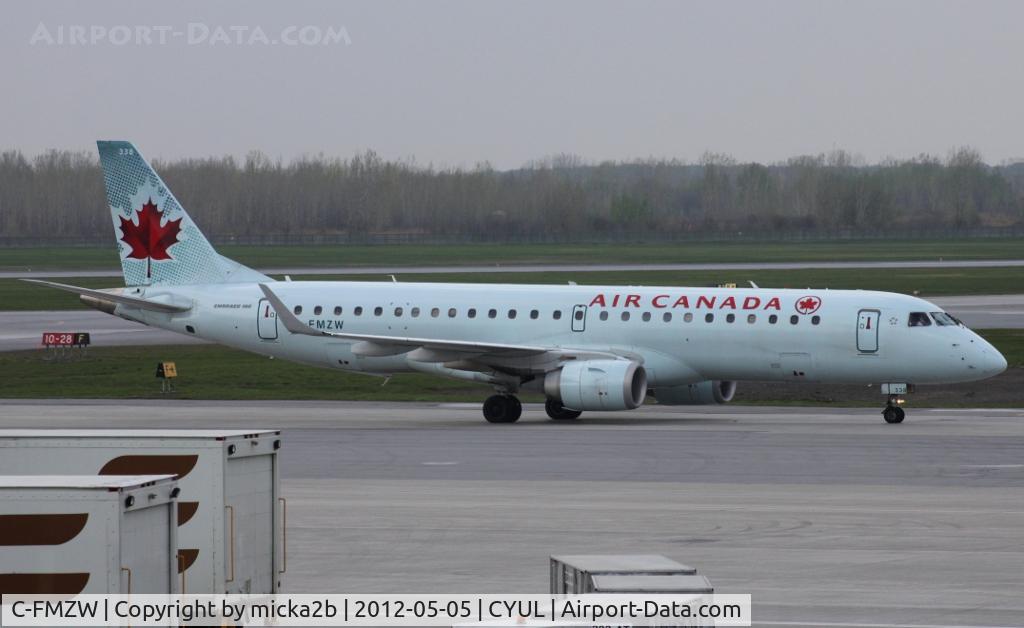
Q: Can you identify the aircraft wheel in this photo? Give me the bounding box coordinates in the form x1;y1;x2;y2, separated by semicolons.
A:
882;406;905;424
545;398;582;421
483;394;521;423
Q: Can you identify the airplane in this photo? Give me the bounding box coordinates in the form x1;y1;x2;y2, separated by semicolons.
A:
27;141;1008;424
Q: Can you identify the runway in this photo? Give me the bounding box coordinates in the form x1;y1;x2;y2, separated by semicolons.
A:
3;258;1024;279
0;400;1021;626
1;294;1020;352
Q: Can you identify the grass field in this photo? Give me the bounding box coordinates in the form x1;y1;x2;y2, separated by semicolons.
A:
6;265;1024;311
3;238;1024;271
2;329;1020;404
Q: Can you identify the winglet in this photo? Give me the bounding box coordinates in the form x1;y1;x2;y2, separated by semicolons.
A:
259;284;321;336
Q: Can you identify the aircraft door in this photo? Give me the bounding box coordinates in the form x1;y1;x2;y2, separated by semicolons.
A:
257;298;278;340
857;309;879;353
571;305;587;332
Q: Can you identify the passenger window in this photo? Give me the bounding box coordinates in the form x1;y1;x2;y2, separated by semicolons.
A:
599;311;609;321
574;310;584;321
621;312;630;321
790;315;799;325
448;308;457;318
726;313;735;323
411;307;420;317
553;310;562;320
684;312;693;323
354;306;363;316
431;308;440;318
294;305;303;315
394;307;403;317
747;314;756;324
663;312;672;322
508;309;517;319
769;314;778;324
468;308;477;318
333;306;342;316
909;312;932;327
530;310;539;319
811;315;820;325
374;306;383;316
313;305;323;316
642;312;651;322
488;309;497;319
705;313;714;323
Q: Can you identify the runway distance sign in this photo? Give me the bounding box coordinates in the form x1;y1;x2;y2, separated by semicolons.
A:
41;332;90;347
156;362;178;379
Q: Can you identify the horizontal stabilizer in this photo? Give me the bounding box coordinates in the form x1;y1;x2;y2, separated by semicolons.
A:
22;279;191;313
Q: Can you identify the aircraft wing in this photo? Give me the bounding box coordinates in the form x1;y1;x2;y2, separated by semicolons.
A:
260;283;574;360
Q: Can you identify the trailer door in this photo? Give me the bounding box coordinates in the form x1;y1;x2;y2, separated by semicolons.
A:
224;453;275;593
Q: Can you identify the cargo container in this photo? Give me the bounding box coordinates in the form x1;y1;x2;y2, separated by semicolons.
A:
588;574;713;594
550;554;696;594
0;475;179;595
0;429;284;594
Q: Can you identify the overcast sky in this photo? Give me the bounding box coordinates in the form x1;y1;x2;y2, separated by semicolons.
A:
3;0;1022;168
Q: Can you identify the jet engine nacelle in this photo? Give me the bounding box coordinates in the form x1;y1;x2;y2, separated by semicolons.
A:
652;380;737;405
544;360;647;411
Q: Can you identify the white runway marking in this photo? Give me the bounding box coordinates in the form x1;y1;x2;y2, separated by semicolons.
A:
927;408;1024;413
421;461;460;466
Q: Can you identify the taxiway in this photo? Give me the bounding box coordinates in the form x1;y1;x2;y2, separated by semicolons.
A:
0;400;1020;626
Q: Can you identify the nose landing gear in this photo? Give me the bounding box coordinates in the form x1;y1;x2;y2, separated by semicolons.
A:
882;395;906;424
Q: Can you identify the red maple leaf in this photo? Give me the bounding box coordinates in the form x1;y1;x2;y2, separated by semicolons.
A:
796;296;821;314
118;198;181;278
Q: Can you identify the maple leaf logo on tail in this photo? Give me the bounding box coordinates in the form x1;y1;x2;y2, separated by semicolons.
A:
119;198;182;279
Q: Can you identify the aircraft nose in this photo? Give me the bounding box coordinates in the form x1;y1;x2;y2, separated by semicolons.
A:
974;334;1008;375
987;348;1008;375
965;332;1007;376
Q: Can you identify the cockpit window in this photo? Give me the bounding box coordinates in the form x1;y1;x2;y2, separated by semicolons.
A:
931;312;957;326
908;312;932;327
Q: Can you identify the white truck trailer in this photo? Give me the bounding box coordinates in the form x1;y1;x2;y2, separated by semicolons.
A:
0;475;179;595
550;554;697;594
0;429;284;594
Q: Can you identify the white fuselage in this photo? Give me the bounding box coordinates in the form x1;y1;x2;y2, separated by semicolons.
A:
114;281;1006;388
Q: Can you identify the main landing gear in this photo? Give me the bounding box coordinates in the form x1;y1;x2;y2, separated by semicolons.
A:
481;395;585;423
882;394;906;424
483;394;522;423
545;398;582;421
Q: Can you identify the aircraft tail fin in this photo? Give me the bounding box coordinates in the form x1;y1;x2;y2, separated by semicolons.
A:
96;141;269;287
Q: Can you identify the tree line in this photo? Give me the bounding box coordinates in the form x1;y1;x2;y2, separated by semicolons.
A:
1;147;1022;242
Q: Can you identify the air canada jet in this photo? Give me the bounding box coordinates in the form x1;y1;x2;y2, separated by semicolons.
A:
28;142;1008;424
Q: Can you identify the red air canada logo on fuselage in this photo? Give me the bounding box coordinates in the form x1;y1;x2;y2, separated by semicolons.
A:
795;295;822;315
588;293;783;310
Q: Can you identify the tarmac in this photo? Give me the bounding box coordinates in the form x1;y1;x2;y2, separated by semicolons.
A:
0;400;1021;626
1;294;1020;352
